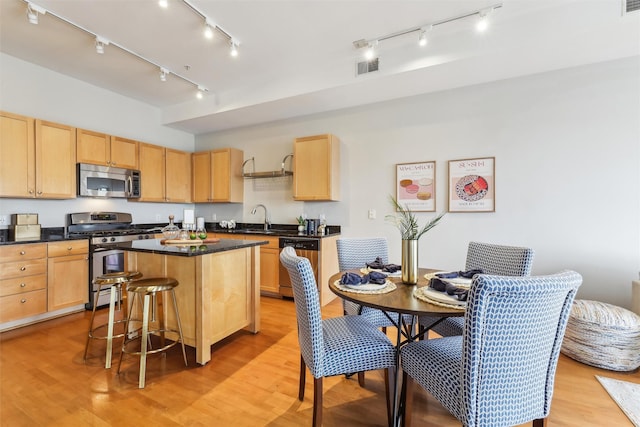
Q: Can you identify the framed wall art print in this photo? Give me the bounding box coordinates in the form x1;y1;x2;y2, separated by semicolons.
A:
396;161;436;212
448;157;495;212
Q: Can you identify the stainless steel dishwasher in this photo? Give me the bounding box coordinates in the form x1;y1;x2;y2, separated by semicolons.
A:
278;236;320;297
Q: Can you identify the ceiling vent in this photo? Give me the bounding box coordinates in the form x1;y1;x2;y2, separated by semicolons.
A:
356;58;380;76
623;0;640;14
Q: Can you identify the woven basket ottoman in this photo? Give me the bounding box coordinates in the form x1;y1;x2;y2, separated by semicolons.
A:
561;300;640;372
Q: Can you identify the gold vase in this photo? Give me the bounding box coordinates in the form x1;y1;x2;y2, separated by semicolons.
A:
401;239;419;285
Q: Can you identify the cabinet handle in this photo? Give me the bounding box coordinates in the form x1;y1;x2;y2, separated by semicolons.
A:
28;189;34;194
20;251;25;255
20;266;27;271
67;246;73;251
20;299;26;304
20;283;26;288
37;190;42;195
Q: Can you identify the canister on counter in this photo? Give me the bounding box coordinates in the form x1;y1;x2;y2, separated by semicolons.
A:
12;213;38;225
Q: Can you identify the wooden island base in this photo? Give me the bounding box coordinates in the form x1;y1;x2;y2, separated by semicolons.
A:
125;243;261;365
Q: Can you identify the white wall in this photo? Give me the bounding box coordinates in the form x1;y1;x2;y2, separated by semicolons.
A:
195;57;640;309
0;53;195;226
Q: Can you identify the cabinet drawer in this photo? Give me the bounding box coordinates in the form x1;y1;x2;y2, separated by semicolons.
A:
244;235;278;249
48;240;89;257
0;258;47;280
0;243;47;263
0;274;46;297
0;289;47;323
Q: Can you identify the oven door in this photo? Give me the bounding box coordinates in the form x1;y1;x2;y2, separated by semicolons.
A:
89;247;126;309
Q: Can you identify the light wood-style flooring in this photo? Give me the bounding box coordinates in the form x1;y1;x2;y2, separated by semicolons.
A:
1;296;638;426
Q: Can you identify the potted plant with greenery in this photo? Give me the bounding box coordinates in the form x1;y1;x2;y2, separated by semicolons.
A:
296;215;306;233
385;196;446;284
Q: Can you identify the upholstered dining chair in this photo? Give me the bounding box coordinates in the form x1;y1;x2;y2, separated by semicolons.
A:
420;241;535;337
279;246;396;427
336;237;412;328
401;270;582;427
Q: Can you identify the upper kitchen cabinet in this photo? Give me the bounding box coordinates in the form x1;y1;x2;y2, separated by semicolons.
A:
0;111;76;199
77;129;139;169
137;142;191;203
192;148;243;203
293;134;340;201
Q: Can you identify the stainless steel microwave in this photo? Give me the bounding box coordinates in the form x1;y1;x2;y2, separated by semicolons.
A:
77;163;141;198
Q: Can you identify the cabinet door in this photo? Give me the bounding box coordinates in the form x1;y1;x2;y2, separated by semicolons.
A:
76;129;109;166
0;111;35;197
260;247;280;294
138;142;166;202
110;136;138;169
36;120;76;199
212;148;243;203
165;148;191;202
293;134;340;201
47;254;89;311
192;151;212;202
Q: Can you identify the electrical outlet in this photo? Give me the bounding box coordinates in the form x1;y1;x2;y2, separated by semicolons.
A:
212;213;217;221
0;215;9;225
368;209;376;219
155;214;162;222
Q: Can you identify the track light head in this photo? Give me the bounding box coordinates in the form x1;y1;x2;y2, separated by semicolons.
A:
196;85;206;99
204;19;216;39
230;41;238;57
476;9;491;32
158;0;168;8
95;36;109;54
159;67;169;82
26;3;46;25
365;41;377;60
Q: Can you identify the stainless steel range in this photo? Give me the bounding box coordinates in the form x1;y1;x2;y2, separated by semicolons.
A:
66;212;160;309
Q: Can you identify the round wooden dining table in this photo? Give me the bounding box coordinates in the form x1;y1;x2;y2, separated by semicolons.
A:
328;267;467;427
328;267;466;321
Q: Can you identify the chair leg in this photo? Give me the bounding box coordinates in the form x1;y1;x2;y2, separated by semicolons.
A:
533;419;547;427
170;289;188;366
313;377;323;427
358;371;365;387
402;372;415;427
83;283;102;362
299;354;306;401
384;368;394;427
138;293;151;389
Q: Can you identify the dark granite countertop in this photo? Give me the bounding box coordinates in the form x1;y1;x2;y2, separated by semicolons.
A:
111;238;267;257
0;227;86;245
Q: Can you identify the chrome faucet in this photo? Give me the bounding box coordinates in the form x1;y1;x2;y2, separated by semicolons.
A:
250;204;270;230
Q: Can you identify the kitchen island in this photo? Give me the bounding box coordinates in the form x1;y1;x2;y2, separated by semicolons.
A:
114;238;266;365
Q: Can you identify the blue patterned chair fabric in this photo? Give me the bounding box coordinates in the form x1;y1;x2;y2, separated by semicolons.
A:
421;241;535;337
279;246;396;426
336;237;412;328
401;270;582;427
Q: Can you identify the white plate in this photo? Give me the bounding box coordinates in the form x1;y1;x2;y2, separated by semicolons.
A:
442;277;472;287
419;287;467;306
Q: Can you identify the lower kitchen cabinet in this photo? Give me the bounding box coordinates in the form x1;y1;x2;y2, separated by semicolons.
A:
0;240;89;331
0;243;48;323
47;240;89;311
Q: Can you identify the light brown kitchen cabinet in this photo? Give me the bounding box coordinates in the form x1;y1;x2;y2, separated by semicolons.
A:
293;134;340;201
192;148;243;203
77;129;139;169
0;243;48;323
137;143;191;202
243;235;280;295
0;112;76;199
47;240;89;312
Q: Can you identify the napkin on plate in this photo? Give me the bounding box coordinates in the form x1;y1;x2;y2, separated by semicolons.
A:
366;257;401;273
340;271;387;286
429;278;469;301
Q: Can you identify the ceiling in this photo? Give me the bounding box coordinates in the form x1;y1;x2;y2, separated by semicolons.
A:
1;0;638;135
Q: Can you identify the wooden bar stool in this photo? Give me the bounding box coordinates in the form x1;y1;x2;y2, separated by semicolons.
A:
83;271;142;369
117;277;188;388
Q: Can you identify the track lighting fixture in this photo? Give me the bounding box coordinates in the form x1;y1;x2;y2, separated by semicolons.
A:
95;36;109;54
182;0;239;57
26;2;46;25
21;0;224;102
353;3;501;56
159;67;168;82
230;41;238;57
158;0;168;8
